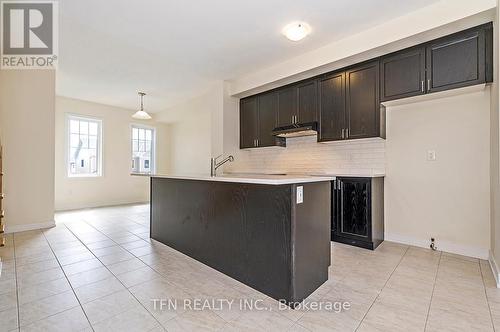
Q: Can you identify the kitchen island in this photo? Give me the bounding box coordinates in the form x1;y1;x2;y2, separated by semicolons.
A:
150;174;333;305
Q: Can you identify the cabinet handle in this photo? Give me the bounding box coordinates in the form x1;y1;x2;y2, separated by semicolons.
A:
256;139;259;147
427;79;431;91
346;128;349;139
421;81;424;93
341;129;345;139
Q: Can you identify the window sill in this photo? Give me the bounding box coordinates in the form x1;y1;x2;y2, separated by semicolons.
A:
67;174;102;178
130;172;152;177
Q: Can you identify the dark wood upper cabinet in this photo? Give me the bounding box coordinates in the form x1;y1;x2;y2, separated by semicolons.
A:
277;86;297;127
240;93;285;149
258;91;279;147
297;80;318;123
239;23;493;149
318;72;345;142
380;47;426;101
240;97;258;149
427;26;489;93
346;61;380;140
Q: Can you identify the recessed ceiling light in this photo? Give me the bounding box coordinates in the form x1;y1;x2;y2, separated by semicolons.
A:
283;22;311;41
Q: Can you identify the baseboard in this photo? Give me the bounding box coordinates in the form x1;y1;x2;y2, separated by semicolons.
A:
55;200;149;212
384;232;489;259
5;220;56;234
489;251;500;288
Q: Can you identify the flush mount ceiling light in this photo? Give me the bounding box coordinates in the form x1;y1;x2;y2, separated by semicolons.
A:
283;22;311;41
132;92;152;120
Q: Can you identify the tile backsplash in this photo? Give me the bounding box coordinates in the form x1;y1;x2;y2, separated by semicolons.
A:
227;135;386;175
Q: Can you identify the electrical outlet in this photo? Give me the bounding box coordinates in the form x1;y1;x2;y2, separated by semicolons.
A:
427;150;436;161
296;186;303;204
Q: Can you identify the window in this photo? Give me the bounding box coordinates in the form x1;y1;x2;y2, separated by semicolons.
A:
67;115;102;177
131;125;155;174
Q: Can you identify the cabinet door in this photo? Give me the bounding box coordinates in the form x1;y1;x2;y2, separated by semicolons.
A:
426;28;485;93
338;178;371;242
277;86;297;127
380;47;426;101
318;72;345;142
257;92;278;147
346;61;380;139
239;97;258;149
297;80;317;123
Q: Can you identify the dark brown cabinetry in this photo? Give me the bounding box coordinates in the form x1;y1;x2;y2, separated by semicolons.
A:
380;47;426;101
240;97;258;149
258;92;280;147
332;177;384;250
318;72;345;141
318;61;380;142
346;61;380;140
380;23;492;101
296;80;318;123
277;86;297;127
427;26;490;93
277;82;318;127
240;93;285;149
240;22;492;149
151;177;331;304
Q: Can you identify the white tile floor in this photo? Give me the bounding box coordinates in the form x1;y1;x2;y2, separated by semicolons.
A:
0;203;499;331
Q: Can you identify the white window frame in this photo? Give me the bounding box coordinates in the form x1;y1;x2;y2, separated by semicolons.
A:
130;123;156;175
66;114;103;178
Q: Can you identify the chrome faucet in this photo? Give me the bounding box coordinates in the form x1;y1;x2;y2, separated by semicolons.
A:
210;155;234;177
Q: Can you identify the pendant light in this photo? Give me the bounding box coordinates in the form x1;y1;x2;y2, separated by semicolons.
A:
132;92;152;120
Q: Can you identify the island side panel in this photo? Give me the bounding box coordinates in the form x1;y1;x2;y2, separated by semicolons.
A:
150;177;293;301
291;181;331;303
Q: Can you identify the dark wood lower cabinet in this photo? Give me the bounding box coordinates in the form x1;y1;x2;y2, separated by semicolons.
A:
332;177;384;250
151;177;331;305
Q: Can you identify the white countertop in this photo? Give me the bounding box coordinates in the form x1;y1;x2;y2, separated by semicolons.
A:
150;173;335;185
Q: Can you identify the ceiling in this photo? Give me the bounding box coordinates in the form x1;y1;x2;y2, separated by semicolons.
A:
57;0;441;112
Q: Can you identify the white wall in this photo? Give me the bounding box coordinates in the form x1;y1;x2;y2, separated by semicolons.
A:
55;97;170;211
0;70;56;233
166;109;211;174
490;1;500;284
385;89;491;258
157;85;224;174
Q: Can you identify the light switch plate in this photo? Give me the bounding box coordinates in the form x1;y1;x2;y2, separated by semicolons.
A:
297;186;303;204
427;150;437;161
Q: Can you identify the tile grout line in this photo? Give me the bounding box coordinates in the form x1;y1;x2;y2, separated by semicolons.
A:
67;211;369;331
12;233;21;332
61;221;166;330
73;216;256;329
354;245;410;331
68;218;216;328
41;229;96;332
479;262;497;332
423;250;442;332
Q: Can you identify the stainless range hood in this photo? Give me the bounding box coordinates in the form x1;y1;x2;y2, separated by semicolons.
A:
272;122;318;138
